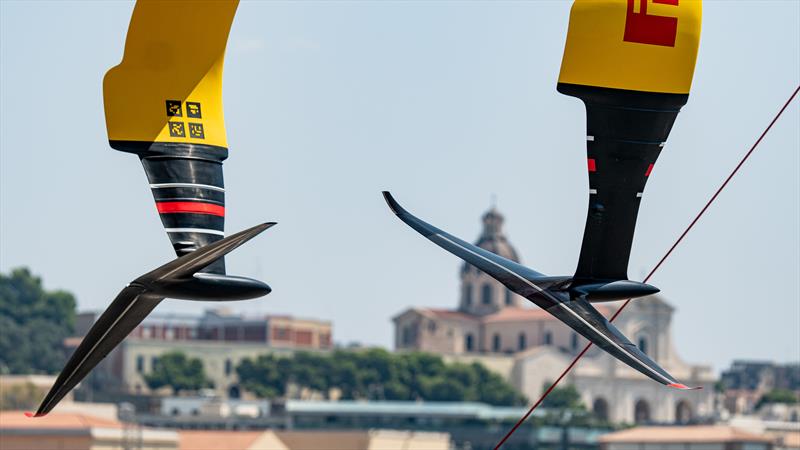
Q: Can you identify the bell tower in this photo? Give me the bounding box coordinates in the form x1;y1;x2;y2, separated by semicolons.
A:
459;206;525;315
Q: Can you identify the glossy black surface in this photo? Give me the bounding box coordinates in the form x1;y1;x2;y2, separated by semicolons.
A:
557;83;688;282
383;192;695;389
29;223;275;417
113;141;230;274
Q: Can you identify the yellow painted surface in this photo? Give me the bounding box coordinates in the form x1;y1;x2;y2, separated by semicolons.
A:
558;0;702;94
103;0;238;147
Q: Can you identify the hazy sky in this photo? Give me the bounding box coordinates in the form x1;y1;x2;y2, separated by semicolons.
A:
1;1;798;373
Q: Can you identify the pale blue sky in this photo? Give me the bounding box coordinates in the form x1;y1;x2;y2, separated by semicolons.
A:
1;1;798;372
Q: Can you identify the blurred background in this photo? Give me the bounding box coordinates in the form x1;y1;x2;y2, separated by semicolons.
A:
1;1;798;449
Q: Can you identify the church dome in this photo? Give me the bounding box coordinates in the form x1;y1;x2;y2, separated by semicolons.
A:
461;207;520;275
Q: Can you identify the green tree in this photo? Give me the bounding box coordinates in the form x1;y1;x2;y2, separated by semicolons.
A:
237;354;289;398
473;362;526;406
144;352;211;394
756;388;799;409
541;384;586;411
0;267;77;374
235;349;526;406
0;382;45;411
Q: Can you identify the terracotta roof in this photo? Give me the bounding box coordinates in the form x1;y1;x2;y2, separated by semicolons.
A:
483;306;610;323
482;307;553;323
179;430;264;450
599;426;774;443
0;411;121;429
424;309;478;322
781;431;800;447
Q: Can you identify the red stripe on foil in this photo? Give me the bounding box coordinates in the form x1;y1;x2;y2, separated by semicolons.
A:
156;201;225;217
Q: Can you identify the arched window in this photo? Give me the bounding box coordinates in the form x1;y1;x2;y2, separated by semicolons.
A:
505;290;513;305
638;336;648;354
482;283;493;305
229;385;241;399
492;333;501;352
464;284;473;306
401;324;417;346
675;400;693;424
634;399;651;424
571;332;579;350
543;331;553;345
593;398;609;421
465;334;474;352
518;333;527;351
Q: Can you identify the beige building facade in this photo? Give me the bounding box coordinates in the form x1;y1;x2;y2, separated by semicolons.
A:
73;309;332;398
393;206;716;424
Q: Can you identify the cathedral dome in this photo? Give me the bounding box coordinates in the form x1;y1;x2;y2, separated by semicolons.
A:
461;207;519;275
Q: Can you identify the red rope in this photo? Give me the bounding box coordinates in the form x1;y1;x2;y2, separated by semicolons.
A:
494;85;800;450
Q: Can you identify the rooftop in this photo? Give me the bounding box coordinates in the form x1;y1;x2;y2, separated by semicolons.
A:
598;425;774;444
0;411;121;430
284;400;540;421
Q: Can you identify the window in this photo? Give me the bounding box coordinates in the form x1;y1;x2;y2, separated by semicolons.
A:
464;285;473;306
401;326;412;346
225;359;232;376
428;320;437;333
543;331;552;345
638;336;648;354
492;334;501;352
634;399;651;424
593;398;609;421
571;332;579;350
136;355;144;373
482;283;493;305
465;334;474;352
228;385;241;399
675;400;693;424
518;333;527;351
151;356;160;371
505;290;513;305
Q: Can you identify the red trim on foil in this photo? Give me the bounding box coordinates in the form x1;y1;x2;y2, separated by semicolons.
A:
156;201;225;217
645;163;654;176
587;158;597;172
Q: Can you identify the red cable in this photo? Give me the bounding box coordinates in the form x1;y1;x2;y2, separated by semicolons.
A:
494;85;800;450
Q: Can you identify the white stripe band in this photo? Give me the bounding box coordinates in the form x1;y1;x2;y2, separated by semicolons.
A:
150;183;225;192
636;192;643;198
659;142;666;147
165;228;225;236
589;189;597;195
432;232;673;385
587;135;595;141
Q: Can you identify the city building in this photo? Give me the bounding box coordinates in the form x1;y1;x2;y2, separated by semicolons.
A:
721;361;800;415
133;398;607;449
0;410;179;450
393;206;716;424
598;425;775;450
72;308;332;398
0;409;450;450
177;429;451;450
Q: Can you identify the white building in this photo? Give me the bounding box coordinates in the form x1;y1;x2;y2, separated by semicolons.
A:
393;206;716;424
